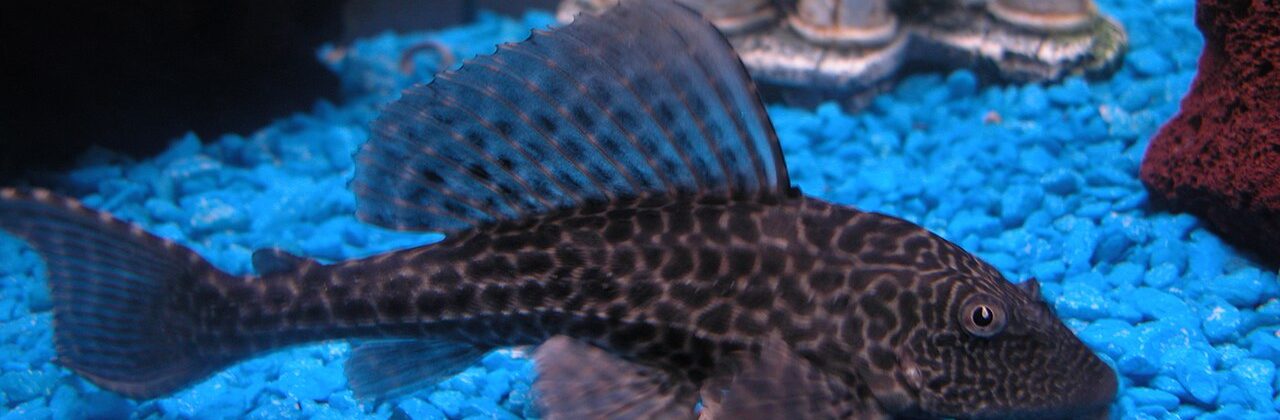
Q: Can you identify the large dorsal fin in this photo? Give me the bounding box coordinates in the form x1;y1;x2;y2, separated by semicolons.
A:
351;0;788;234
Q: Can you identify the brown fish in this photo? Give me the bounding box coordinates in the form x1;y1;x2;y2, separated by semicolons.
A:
0;1;1115;418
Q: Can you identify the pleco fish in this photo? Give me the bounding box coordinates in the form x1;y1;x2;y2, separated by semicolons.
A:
0;1;1117;419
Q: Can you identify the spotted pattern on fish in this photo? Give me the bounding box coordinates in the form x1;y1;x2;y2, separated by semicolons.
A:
0;1;1117;419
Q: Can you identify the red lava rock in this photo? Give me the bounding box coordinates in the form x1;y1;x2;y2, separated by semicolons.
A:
1140;0;1280;263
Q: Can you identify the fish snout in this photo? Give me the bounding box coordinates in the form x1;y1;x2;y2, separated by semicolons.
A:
1092;364;1119;408
1067;356;1118;417
1007;360;1116;420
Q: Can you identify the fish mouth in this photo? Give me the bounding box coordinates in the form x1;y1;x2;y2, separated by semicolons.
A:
1016;362;1119;420
948;359;1117;420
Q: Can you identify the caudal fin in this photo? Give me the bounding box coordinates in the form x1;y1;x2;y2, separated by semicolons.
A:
0;188;241;398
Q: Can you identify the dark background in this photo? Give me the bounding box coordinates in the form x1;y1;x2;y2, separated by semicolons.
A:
0;0;558;182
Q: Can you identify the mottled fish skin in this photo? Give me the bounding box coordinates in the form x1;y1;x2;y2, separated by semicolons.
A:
235;194;1111;419
0;1;1116;419
0;189;1115;418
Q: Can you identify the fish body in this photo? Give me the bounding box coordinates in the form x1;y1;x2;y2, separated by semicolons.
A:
0;1;1116;418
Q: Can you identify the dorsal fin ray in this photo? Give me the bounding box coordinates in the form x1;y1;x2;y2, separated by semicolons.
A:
353;0;789;234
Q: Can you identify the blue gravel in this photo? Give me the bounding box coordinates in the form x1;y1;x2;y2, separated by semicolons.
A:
1;0;1277;418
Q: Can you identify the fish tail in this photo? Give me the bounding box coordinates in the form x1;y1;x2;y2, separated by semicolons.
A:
0;188;241;398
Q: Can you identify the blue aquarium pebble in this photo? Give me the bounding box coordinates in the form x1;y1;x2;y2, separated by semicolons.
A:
1257;300;1280;325
483;370;513;401
246;395;305;419
0;369;53;404
66;391;135;420
397;397;447;420
1127;49;1174;77
1167;347;1219;404
1047;77;1091;106
444;368;486;396
1187;230;1229;279
945;70;978;98
2;398;52;420
1248;330;1280;364
1055;283;1111;320
1149;374;1188;399
460;399;522;420
1108;262;1145;288
1202;297;1246;343
1077;318;1134;359
999;185;1044;226
1231;359;1277;411
1016;84;1050;117
5;0;1280;418
1073;271;1111;292
1127;387;1180;410
1144;261;1180;289
1129;287;1193;322
269;358;345;401
428;390;468;418
1211;268;1276;308
1030;259;1067;283
327;390;360;414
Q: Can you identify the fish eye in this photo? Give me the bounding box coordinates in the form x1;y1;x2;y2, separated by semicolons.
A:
973;306;994;326
959;296;1007;338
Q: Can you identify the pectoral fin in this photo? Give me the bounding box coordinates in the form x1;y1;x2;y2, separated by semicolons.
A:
533;335;697;420
344;339;487;402
700;337;886;420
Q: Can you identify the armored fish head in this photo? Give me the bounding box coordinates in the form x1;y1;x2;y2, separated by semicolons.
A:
842;215;1117;419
